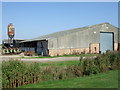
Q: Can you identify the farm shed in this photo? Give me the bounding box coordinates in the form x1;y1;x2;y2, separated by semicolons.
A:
20;22;120;56
2;39;24;48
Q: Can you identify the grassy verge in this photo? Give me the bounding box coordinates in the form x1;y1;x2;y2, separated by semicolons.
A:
26;60;80;67
22;54;98;59
3;52;119;88
18;70;118;88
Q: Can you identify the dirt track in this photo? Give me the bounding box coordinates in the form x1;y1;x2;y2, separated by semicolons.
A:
0;55;81;62
21;57;81;62
1;55;97;62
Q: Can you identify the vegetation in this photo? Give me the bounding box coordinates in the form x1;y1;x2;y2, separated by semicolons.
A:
22;53;98;58
18;70;118;88
27;61;80;67
2;51;120;88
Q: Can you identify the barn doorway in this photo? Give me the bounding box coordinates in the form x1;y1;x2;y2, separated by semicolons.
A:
37;40;48;56
100;32;114;53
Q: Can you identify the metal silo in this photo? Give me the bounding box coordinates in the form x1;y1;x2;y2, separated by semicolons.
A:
8;23;15;47
8;23;15;38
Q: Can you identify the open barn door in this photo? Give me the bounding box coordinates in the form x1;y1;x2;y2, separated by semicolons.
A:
37;40;48;56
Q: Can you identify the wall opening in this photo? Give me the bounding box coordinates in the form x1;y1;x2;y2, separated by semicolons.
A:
100;32;114;53
37;40;48;56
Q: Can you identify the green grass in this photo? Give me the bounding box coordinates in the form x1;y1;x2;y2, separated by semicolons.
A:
18;70;118;88
24;60;80;67
38;60;80;67
22;54;98;59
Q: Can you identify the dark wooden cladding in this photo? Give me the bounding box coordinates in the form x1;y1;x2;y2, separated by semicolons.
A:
20;41;37;47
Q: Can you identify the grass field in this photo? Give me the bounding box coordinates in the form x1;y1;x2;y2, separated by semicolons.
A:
22;54;98;59
24;61;81;69
18;70;118;88
32;60;80;67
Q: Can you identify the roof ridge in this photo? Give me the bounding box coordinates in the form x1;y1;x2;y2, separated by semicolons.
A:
34;22;108;39
23;22;111;42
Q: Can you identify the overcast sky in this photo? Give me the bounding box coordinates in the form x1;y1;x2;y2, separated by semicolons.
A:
2;2;118;40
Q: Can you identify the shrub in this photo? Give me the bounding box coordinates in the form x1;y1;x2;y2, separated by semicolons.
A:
2;51;120;88
57;67;67;80
106;51;120;70
98;55;110;72
2;60;26;88
41;66;58;81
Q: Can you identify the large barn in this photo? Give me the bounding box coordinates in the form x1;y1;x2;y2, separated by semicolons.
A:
17;22;120;56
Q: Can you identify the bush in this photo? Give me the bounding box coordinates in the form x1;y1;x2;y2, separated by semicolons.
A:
41;66;56;81
2;51;120;88
2;60;41;88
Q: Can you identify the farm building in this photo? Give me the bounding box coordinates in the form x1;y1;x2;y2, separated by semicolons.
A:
2;39;24;48
19;22;120;56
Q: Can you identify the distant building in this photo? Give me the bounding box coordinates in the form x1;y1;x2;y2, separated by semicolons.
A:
2;22;120;56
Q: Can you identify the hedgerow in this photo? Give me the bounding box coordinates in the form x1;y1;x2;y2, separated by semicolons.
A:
2;51;120;88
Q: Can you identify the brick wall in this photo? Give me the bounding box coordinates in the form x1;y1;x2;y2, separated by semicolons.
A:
49;48;89;56
89;43;99;54
114;43;118;51
48;43;119;56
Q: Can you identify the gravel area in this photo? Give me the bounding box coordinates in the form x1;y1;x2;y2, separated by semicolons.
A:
0;55;96;62
1;55;80;62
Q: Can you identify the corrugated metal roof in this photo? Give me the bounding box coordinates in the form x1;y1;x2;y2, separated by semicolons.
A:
3;39;25;43
21;22;113;42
